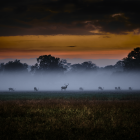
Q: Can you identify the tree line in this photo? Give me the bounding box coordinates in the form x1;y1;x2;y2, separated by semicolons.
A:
0;47;140;74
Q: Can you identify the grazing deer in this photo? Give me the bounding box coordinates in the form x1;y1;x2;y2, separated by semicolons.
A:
115;87;121;90
118;87;121;90
9;88;14;91
79;87;84;91
129;87;132;90
61;84;69;91
98;87;104;90
34;87;39;91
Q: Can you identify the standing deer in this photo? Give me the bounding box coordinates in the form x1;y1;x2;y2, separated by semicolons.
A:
9;88;14;91
79;87;84;91
115;87;118;90
129;87;132;90
98;87;104;90
34;87;39;91
61;84;69;91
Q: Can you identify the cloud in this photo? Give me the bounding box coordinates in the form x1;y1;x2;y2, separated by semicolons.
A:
103;36;110;38
0;0;140;35
133;28;140;35
112;13;122;17
67;46;76;47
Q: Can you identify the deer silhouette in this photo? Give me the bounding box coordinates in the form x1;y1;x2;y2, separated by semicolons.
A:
9;88;14;91
61;84;69;91
115;87;121;90
98;87;104;90
34;87;39;91
118;87;121;90
79;87;84;91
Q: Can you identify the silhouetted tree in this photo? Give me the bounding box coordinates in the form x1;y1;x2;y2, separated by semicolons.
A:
103;65;114;71
71;63;83;72
81;61;97;70
60;59;71;72
123;47;140;71
0;63;4;73
114;60;124;71
31;63;39;74
4;59;28;73
32;55;66;73
71;61;97;72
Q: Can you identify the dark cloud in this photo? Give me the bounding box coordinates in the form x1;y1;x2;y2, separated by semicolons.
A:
103;36;110;38
0;0;140;36
67;46;76;47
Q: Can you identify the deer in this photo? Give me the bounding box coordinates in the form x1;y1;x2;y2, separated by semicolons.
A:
129;87;132;90
34;87;39;91
118;87;121;90
115;87;121;90
61;84;69;91
98;87;104;90
79;87;84;91
9;88;14;91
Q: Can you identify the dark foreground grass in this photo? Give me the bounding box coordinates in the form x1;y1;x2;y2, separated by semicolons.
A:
0;90;140;100
0;99;140;140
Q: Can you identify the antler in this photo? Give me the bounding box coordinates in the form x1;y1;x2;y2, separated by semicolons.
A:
64;83;69;86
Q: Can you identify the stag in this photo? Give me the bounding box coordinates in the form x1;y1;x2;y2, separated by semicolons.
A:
61;84;69;91
9;88;14;91
129;87;132;90
98;87;104;90
34;87;39;91
115;87;118;90
79;87;84;91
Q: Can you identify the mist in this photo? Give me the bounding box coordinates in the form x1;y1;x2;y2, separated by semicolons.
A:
0;70;140;91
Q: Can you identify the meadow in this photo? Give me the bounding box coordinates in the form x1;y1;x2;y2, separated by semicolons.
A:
0;90;140;100
0;91;140;140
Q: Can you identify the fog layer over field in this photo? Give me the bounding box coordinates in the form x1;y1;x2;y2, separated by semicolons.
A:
0;71;140;91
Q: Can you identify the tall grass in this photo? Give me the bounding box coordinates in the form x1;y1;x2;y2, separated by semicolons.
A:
0;99;140;140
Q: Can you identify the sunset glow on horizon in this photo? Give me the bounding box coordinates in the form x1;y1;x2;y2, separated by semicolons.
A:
0;33;139;60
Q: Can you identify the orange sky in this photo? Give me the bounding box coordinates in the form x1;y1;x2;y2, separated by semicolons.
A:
0;32;140;60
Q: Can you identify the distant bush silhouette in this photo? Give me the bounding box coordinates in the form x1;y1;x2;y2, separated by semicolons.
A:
2;59;28;73
104;65;114;70
81;61;97;71
71;61;97;73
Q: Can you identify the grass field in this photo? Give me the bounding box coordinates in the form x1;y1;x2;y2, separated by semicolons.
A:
0;91;140;140
0;90;140;100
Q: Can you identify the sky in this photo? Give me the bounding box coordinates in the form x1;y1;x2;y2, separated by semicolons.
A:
0;0;140;66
